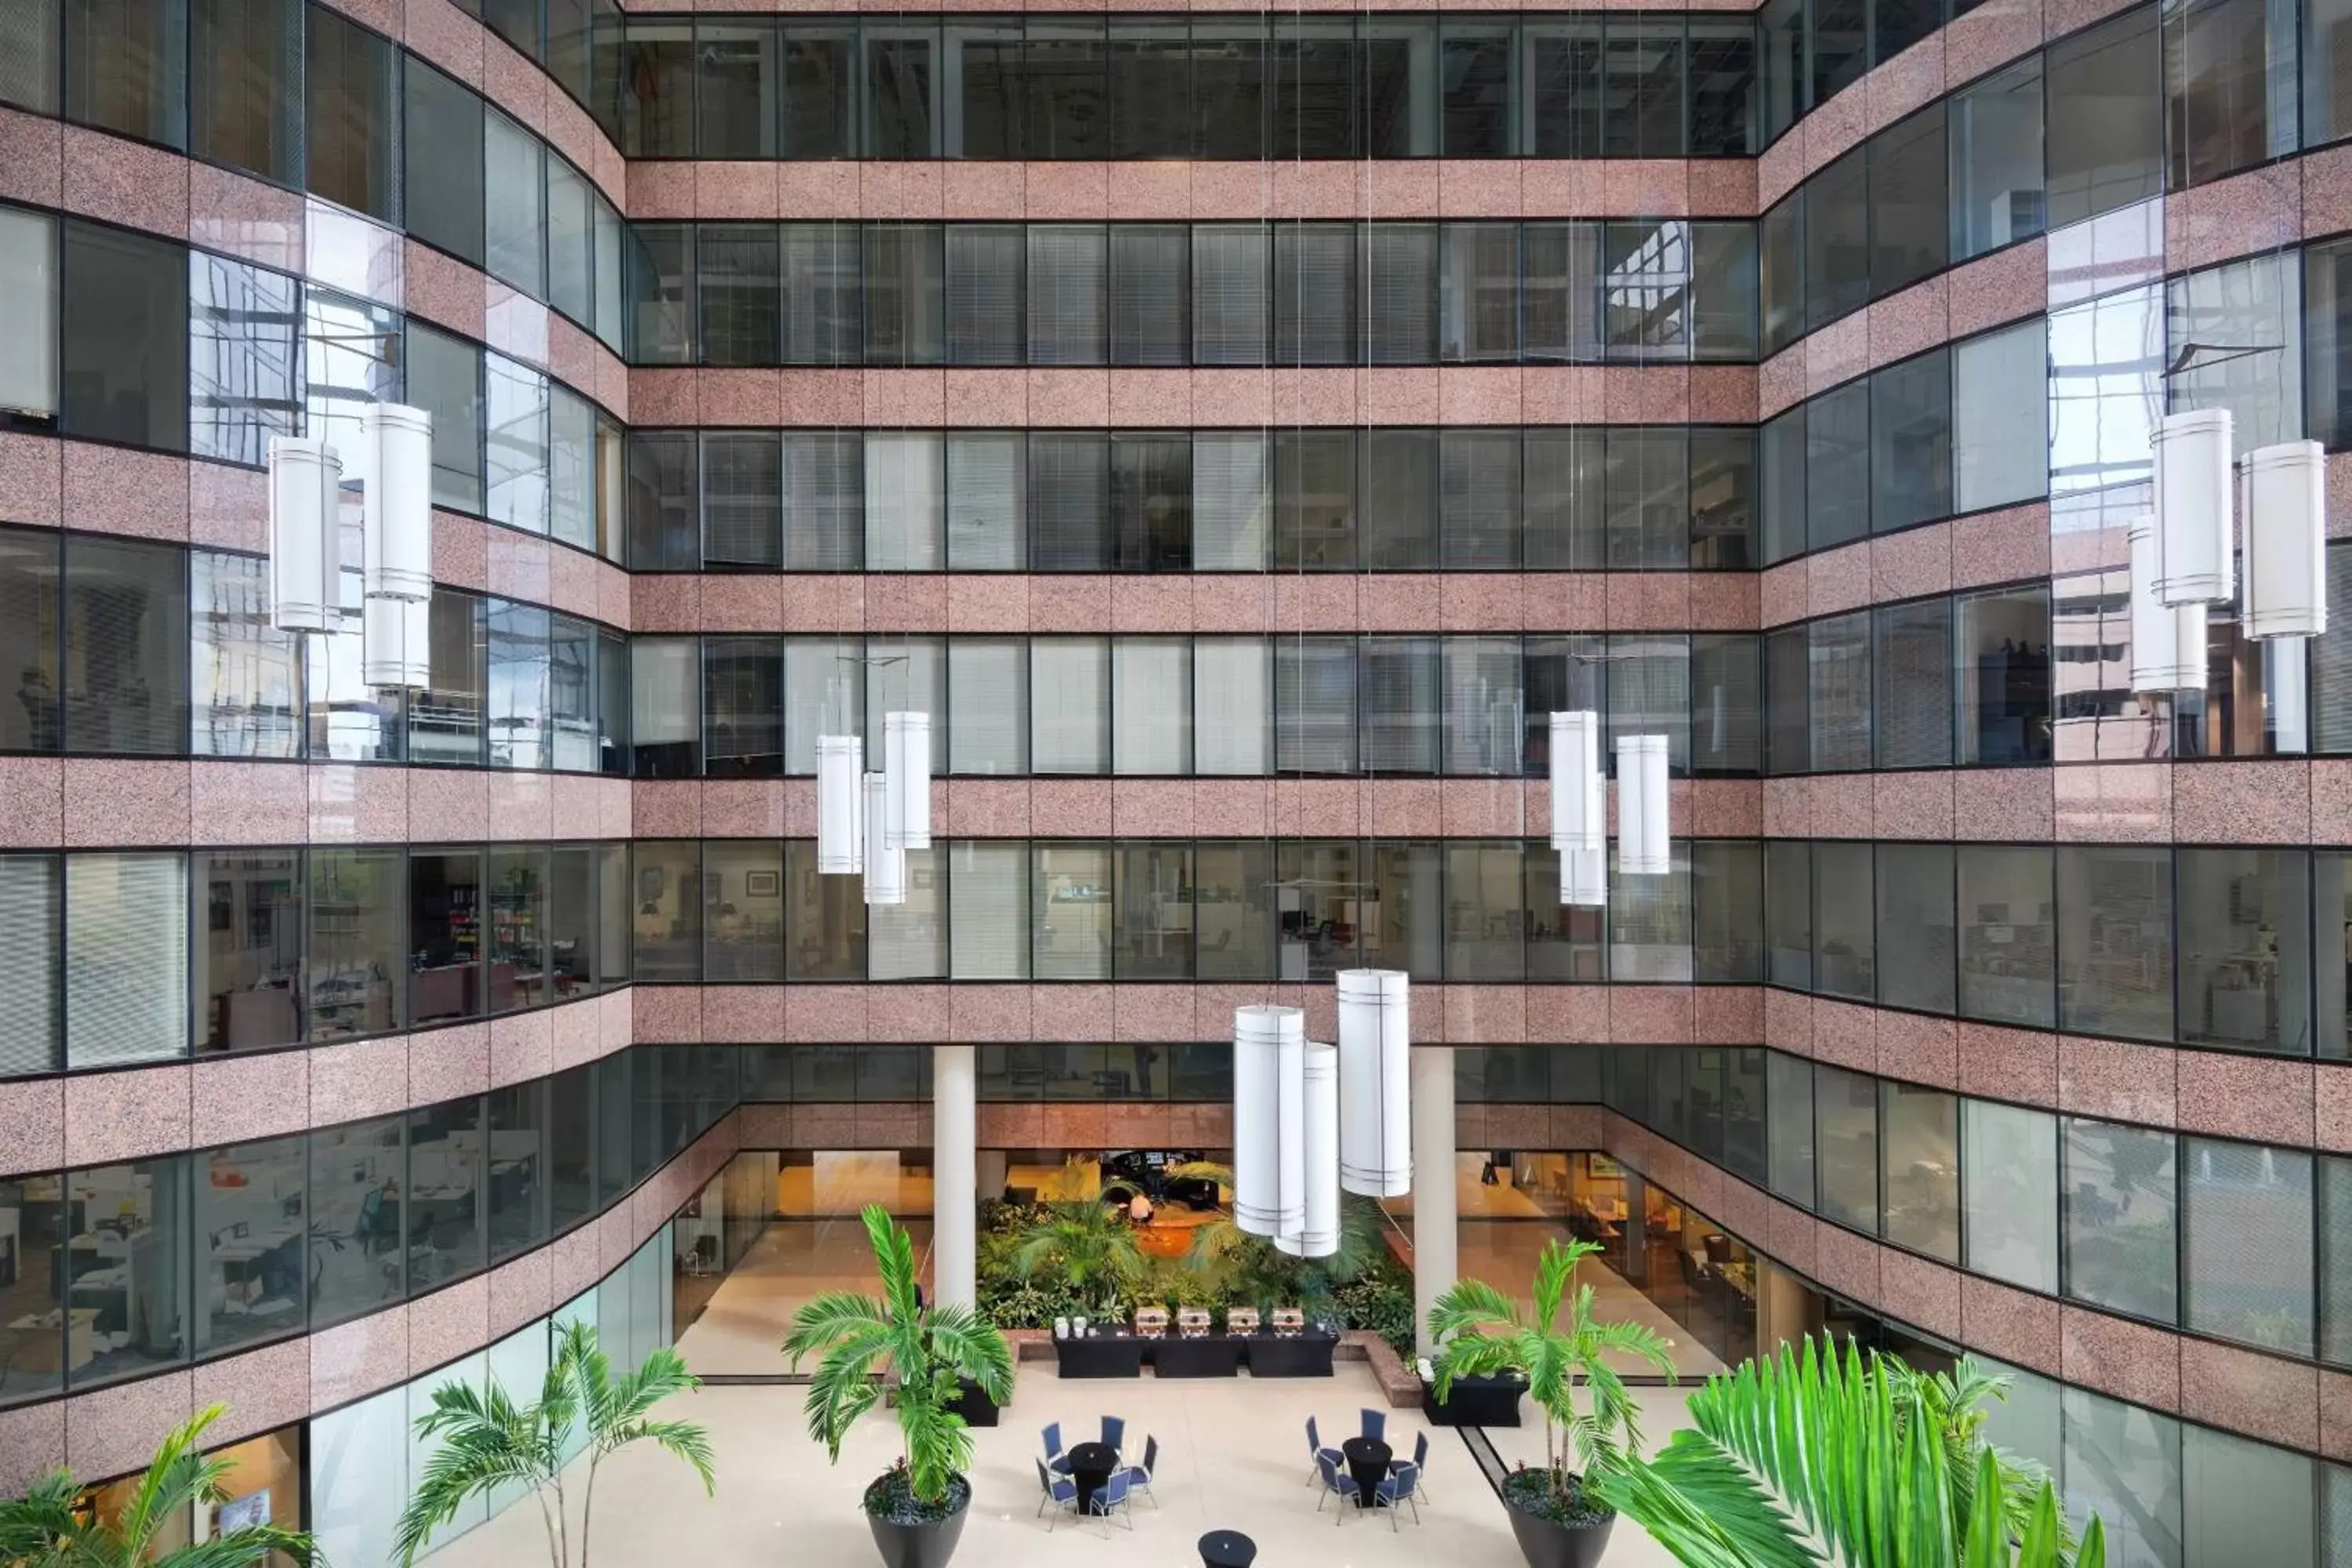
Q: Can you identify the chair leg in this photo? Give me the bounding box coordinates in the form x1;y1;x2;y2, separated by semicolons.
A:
1407;1494;1421;1525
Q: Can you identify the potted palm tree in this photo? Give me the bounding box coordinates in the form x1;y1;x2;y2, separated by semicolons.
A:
0;1405;318;1566
1429;1237;1675;1568
395;1320;715;1566
786;1204;1014;1568
1590;1337;2111;1568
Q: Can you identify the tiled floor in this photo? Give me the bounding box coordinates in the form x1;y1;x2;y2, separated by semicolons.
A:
675;1218;935;1377
424;1362;1687;1568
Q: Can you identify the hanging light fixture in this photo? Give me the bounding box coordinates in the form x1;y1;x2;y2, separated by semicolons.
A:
1615;735;1671;876
361;403;434;604
862;771;906;906
267;437;339;633
2238;440;2327;640
817;735;863;875
1278;1039;1340;1259
1548;710;1606;907
2129;516;2205;693
1336;970;1411;1198
2152;408;2234;607
1232;1006;1304;1240
361;593;430;690
883;710;932;850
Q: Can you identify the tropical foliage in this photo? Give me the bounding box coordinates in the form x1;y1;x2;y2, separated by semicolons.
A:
1429;1236;1676;1524
0;1405;318;1568
783;1203;1015;1517
1588;1336;2110;1568
1005;1162;1150;1311
394;1320;714;1568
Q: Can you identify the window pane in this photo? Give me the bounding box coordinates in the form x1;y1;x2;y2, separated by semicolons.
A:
67;851;187;1065
1446;842;1524;980
947;433;1025;570
781;224;861;366
1813;840;1875;1000
1606;428;1688;568
1958;1102;2065;1305
485;357;549;535
190;0;299;183
1871;107;1947;299
64;534;186;755
1958;845;2055;1025
698;224;779;368
1110;432;1190;572
1035;844;1112;980
197;848;302;1051
67;1155;187;1388
704;842;783;981
1029;432;1109;571
1814;1064;1878;1231
1955;586;2053;764
2323;1157;2351;1365
2056;845;2174;1041
2168;0;2291;190
1950;60;2045;261
1955;320;2049;511
1874;597;1954;768
1875;843;1956;1014
864;432;943;572
2184;1138;2313;1354
190;252;299;466
307;847;401;1039
1767;1051;1815;1204
191;549;300;758
699;431;779;569
947;639;1025;775
866;224;945;365
1361;637;1439;774
403;59;484;267
1765;838;1811;989
1193;224;1268;365
410;590;485;766
782;24;854;157
626;223;694;366
1196;840;1272;981
1027;225;1106;366
409;849;482;1023
60;220;187;451
306;5;397;222
2046;9;2162;227
406;323;484;513
1804;149;1868;329
2065;1117;2180;1323
1879;1083;1958;1261
0;209;56;423
783;432;862;572
946;225;1022;368
484;110;545;299
2176;850;2310;1053
1112;637;1189;775
695;19;773;157
1276;430;1356;570
782;636;858;775
1807;379;1870;550
1692;839;1762;982
1362;223;1438;365
1032;639;1109;773
485;844;545;1012
1109;223;1187;367
1113;842;1192;980
0;856;60;1073
949;840;1027;978
1192;432;1268;571
1359;428;1436;570
1807;612;1871;771
407;1098;483;1289
1871;348;1952;532
1610;843;1690;982
1274;223;1356;365
1524;428;1603;569
702;635;782;779
64;0;183;144
1195;637;1270;776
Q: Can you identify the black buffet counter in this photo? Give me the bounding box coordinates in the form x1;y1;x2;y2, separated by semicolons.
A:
1053;1332;1339;1379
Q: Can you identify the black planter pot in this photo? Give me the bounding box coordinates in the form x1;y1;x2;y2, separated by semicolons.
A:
866;1489;969;1568
1421;1373;1528;1427
946;1376;1000;1427
1501;1497;1615;1568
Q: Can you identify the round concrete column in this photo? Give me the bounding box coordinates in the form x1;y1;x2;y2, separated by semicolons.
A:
1410;1045;1456;1358
932;1044;978;1310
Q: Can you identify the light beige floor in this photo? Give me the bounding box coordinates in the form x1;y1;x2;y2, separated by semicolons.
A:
1454;1221;1730;1381
424;1363;1686;1568
676;1218;935;1377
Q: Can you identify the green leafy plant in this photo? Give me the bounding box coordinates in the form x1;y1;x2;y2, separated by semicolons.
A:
1429;1236;1675;1528
1006;1162;1149;1316
1588;1336;2109;1568
1166;1160;1389;1311
394;1320;714;1568
0;1404;319;1567
784;1204;1014;1519
1331;1266;1417;1356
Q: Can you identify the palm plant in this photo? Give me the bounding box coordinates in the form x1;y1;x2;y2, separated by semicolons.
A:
783;1203;1014;1516
1165;1160;1388;1305
394;1319;714;1568
0;1404;318;1567
1429;1236;1675;1525
1007;1163;1149;1315
1588;1336;2110;1568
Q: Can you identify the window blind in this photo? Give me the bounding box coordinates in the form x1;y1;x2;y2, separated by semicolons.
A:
696;223;782;367
66;852;187;1066
1361;223;1438;364
1523;426;1605;569
1194;637;1272;775
1442;637;1521;776
1027;225;1107;365
0;855;57;1074
946;225;1023;367
1028;432;1110;570
1031;638;1110;773
1192;224;1269;365
1606;632;1693;772
702;431;783;568
1191;433;1269;570
947;638;1026;774
785;637;862;772
1033;844;1113;979
631;637;699;747
1440;427;1520;568
864;637;944;757
781;223;863;366
1113;637;1190;775
1360;636;1439;773
1872;599;1954;768
1275;223;1356;365
871;845;948;979
1806;615;1871;771
782;431;862;570
1692;633;1761;775
1110;433;1191;571
946;433;1025;569
1109;224;1187;366
1358;427;1436;569
1440;222;1519;362
863;431;944;571
864;223;945;365
1276;636;1357;774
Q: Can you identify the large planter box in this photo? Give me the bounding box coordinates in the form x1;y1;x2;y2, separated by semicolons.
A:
1422;1374;1527;1426
946;1377;999;1427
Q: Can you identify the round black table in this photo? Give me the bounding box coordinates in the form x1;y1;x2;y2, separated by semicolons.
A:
1200;1530;1257;1566
1341;1436;1392;1510
1066;1441;1119;1517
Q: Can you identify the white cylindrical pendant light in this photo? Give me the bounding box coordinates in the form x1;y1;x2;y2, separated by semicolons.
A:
862;771;906;906
1296;1039;1340;1259
2129;516;2205;693
1560;845;1607;909
1548;710;1602;853
1336;969;1411;1198
884;710;932;850
267;436;339;633
2152;407;2234;608
1615;735;1671;876
1232;1005;1304;1239
361;403;434;603
361;592;430;690
817;735;862;873
2239;440;2328;640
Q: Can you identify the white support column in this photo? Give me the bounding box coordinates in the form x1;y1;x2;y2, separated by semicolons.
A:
932;1044;977;1312
1410;1045;1456;1359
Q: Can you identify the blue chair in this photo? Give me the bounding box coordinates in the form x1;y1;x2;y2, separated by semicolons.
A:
1120;1433;1160;1508
1389;1430;1431;1503
1313;1450;1359;1523
1374;1462;1422;1529
1034;1457;1079;1530
1304;1416;1342;1486
1042;1421;1073;1475
1091;1468;1137;1534
1359;1408;1387;1445
1101;1414;1126;1450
